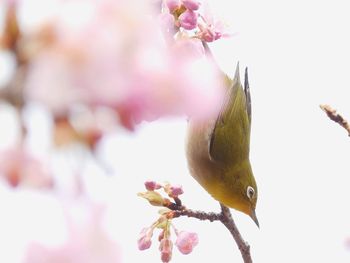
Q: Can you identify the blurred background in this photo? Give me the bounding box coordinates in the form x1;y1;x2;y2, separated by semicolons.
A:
1;0;350;262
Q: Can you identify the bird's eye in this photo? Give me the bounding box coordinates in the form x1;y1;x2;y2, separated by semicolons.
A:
247;186;255;200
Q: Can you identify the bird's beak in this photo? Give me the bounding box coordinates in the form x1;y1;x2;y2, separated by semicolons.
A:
250;209;259;228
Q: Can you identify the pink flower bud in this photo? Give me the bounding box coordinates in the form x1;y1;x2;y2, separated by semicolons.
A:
144;180;161;191
199;27;222;42
182;0;201;11
158;230;165;242
175;231;198;254
178;10;198;30
159;238;173;263
137;228;153;250
169;185;184;197
166;0;181;13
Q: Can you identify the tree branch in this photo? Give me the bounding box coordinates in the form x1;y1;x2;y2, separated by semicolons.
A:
170;202;253;263
320;104;350;136
219;204;252;263
173;208;221;222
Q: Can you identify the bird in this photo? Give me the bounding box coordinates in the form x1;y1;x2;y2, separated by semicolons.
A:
186;64;259;227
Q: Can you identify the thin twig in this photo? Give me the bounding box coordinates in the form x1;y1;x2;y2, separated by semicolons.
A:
169;202;253;263
173;208;221;222
320;104;350;136
219;204;252;263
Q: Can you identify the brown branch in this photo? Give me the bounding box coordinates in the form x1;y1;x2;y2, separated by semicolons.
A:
320;104;350;136
169;202;253;263
219;204;252;263
173;208;221;222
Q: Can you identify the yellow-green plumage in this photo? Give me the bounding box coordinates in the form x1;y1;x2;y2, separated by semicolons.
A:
186;64;259;226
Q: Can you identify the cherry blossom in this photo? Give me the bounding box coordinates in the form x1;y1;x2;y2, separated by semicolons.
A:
20;0;223;130
0;146;53;188
175;231;199;254
159;238;173;263
24;200;121;263
137;227;153;250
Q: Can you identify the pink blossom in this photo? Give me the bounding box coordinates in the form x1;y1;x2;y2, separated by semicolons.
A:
182;0;201;11
115;36;223;127
158;12;176;43
345;237;350;250
69;107;116;149
175;231;198;254
24;0;223;129
4;0;18;6
172;37;205;58
196;4;231;42
178;9;198;30
137;228;153;250
168;185;184;197
161;0;229;43
144;181;161;191
0;146;53;188
24;201;121;263
159;238;173;263
166;0;181;13
197;20;227;42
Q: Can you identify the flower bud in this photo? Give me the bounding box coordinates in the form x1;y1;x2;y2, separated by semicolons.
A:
158;230;165;242
137;228;153;250
166;0;181;13
175;231;198;254
178;10;198;30
198;26;222;42
138;191;165;206
182;0;201;11
159;238;173;263
144;181;161;191
169;185;184;197
164;184;184;198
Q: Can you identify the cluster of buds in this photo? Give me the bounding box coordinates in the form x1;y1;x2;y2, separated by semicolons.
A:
138;181;198;262
163;0;229;42
138;181;184;207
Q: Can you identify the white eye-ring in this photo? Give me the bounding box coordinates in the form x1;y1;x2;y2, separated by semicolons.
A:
247;186;255;200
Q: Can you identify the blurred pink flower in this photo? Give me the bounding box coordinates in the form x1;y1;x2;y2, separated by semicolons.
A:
175;231;198;255
158;12;176;43
162;0;229;43
23;0;223;129
182;0;201;11
165;0;200;13
165;0;181;13
4;0;18;6
24;201;121;263
69;107;117;149
196;3;232;42
197;22;224;42
178;9;198;30
0;146;53;188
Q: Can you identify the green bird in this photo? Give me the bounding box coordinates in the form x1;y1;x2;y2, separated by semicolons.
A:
186;64;259;227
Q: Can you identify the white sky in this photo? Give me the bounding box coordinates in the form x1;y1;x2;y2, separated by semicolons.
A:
1;0;350;262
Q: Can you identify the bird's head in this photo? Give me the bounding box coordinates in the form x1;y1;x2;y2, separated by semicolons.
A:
222;161;259;227
241;181;259;228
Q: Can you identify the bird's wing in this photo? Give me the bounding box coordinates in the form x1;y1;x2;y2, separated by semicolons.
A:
208;64;251;164
244;67;252;125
